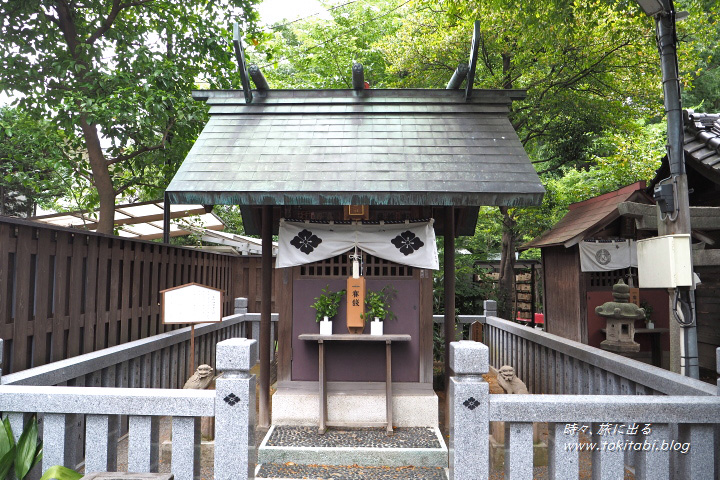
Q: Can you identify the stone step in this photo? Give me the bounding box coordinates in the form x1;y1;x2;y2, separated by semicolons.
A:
255;463;448;479
258;426;448;468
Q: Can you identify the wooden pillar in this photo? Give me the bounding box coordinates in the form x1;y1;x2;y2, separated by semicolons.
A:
163;192;170;244
260;205;272;427
444;206;456;384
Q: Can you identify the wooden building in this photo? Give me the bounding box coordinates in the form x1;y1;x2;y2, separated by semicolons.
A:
165;85;544;427
521;183;672;364
524;110;720;372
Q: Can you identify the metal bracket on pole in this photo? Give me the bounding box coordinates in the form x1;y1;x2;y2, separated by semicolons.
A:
464;20;480;101
232;22;253;104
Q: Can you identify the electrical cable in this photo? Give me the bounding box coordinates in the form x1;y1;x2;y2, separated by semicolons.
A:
672;289;694;327
264;0;364;31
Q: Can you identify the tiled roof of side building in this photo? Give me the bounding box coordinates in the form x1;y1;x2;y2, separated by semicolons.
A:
521;182;652;250
683;111;720;183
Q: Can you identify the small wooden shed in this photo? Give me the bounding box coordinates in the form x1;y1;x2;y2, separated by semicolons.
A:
521;182;671;363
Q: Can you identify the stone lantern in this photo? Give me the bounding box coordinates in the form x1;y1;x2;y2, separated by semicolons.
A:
596;279;644;353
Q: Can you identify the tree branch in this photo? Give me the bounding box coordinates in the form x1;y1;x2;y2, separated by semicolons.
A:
87;0;154;45
107;119;175;166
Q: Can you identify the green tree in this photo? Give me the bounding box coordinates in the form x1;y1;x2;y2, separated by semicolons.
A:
0;107;67;217
249;0;402;88
1;0;261;233
376;0;710;317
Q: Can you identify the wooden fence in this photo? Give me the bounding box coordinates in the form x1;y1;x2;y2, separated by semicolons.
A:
0;216;274;374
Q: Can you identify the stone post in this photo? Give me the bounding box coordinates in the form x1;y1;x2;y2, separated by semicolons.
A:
716;347;719;478
449;340;489;480
483;300;497;317
234;298;248;338
214;338;257;480
234;297;248;315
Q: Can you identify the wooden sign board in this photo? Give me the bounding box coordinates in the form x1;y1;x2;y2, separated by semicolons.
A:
346;276;366;334
161;283;223;325
629;287;640;307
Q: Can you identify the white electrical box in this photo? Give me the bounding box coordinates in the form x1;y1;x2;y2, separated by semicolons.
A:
637;234;692;288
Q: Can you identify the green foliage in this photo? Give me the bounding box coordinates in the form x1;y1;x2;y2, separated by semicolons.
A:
0;418;13;480
361;285;397;322
0;416;43;480
434;240;499;316
640;300;654;323
39;466;82;480
680;0;720;112
0;0;261;232
213;205;246;235
310;285;346;322
0;108;68;216
248;0;402;88
376;0;690;179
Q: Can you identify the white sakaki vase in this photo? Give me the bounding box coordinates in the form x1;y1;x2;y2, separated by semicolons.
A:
370;316;383;336
320;316;333;335
646;321;654;329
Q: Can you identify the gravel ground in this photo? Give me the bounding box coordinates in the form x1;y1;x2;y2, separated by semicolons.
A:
256;464;447;479
265;426;441;449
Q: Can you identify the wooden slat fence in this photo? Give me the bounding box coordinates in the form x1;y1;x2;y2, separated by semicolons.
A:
0;216;271;374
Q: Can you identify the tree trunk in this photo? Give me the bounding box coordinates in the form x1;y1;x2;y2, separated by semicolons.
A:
80;117;116;234
496;54;517;320
497;207;517;320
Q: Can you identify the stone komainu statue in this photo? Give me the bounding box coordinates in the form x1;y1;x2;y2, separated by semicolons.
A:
183;364;215;390
496;365;528;394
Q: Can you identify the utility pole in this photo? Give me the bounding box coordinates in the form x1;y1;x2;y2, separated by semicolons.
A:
635;0;698;378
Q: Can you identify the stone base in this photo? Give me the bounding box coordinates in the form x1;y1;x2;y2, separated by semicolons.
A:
600;340;640;353
258;425;447;467
272;382;438;427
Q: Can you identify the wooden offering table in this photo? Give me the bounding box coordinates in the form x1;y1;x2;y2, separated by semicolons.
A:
298;333;411;435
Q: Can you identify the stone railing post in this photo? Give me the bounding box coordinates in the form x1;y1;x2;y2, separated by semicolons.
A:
234;298;248;337
716;347;719;478
483;300;497;317
234;297;248;315
214;338;257;480
449;340;489;480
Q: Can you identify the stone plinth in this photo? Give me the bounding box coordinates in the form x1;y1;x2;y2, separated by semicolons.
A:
272;384;438;427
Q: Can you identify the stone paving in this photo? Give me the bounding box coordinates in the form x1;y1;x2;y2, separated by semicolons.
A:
256;463;447;479
265;426;442;449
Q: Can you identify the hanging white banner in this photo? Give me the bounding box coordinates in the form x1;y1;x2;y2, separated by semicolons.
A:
276;219;439;270
579;240;637;272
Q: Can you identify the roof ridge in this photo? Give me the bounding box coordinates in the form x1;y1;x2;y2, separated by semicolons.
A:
567;181;646;210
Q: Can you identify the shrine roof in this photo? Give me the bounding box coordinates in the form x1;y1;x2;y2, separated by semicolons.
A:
166;89;544;208
521;182;652;250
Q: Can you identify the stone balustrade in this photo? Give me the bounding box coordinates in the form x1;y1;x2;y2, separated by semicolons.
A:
448;340;720;480
0;338;257;480
480;301;715;397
